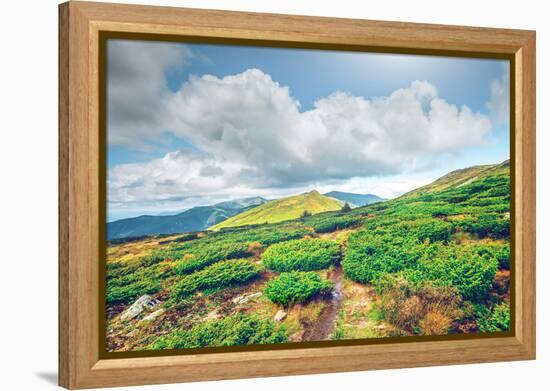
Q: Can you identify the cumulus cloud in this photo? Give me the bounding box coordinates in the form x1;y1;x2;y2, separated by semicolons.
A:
487;66;510;124
108;68;492;206
107;40;194;146
108;149;238;203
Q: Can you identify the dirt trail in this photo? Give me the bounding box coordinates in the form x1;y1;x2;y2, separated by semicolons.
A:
303;266;344;341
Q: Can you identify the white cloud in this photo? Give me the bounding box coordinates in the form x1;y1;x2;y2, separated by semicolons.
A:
108;69;492;208
108;149;241;203
487;65;510;124
107;40;195;146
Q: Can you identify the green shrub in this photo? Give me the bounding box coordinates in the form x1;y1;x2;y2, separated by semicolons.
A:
414;243;499;301
212;224;309;246
311;215;361;233
475;242;510;269
455;213;509;238
173;242;249;274
106;263;164;304
343;231;426;284
264;271;333;307
149;313;287;349
414;218;453;242
495;243;511;269
476;303;511;332
106;279;161;304
139;253;165;268
171;259;261;300
262;239;340;272
148;247;187;262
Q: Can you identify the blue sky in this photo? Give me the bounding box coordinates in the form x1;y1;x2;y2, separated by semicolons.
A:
107;39;509;221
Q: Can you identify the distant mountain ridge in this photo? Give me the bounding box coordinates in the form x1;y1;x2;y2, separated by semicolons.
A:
324;191;385;207
107;197;266;240
209;190;343;231
106;161;509;240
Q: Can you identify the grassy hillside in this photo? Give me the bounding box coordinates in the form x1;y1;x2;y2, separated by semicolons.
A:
402;160;510;198
105;160;510;352
209;190;342;230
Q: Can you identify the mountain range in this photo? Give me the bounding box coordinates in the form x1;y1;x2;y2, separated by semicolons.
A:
324;191;385;207
107;197;266;240
107;161;507;240
107;190;381;239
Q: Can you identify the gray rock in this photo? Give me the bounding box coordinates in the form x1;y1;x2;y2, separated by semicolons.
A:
120;295;160;321
232;292;262;305
274;310;287;322
140;308;165;323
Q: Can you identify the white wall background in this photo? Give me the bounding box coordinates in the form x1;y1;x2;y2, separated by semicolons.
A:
0;0;546;389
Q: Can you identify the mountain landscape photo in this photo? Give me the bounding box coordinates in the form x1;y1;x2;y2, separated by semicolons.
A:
105;39;511;352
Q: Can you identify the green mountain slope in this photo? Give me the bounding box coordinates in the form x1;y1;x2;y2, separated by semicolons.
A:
209;190;342;230
401;160;510;199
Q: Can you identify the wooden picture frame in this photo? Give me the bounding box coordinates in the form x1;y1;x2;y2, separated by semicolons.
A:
59;1;536;389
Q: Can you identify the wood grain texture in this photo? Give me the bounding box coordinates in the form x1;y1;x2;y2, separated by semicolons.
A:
58;1;536;388
516;34;536;353
58;3;70;387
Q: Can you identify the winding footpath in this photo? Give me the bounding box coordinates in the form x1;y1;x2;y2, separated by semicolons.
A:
304;266;344;341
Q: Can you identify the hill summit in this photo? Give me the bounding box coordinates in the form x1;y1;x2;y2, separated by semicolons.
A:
209;190;342;230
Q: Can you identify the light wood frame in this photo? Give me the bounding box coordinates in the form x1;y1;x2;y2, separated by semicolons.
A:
59;1;536;389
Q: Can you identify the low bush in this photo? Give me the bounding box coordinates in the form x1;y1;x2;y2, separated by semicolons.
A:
474;242;510;269
311;215;361;233
262;239;340;272
413;243;499;301
476;303;511;332
413;218;453;242
138;253;166;268
171;259;261;300
149;313;287;349
106;279;161;304
454;213;509;239
264;271;333;307
495;243;511;269
106;264;164;304
173;242;249;274
212;224;309;246
343;231;426;284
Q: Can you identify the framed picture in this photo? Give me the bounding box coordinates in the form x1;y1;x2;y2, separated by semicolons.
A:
59;1;536;389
